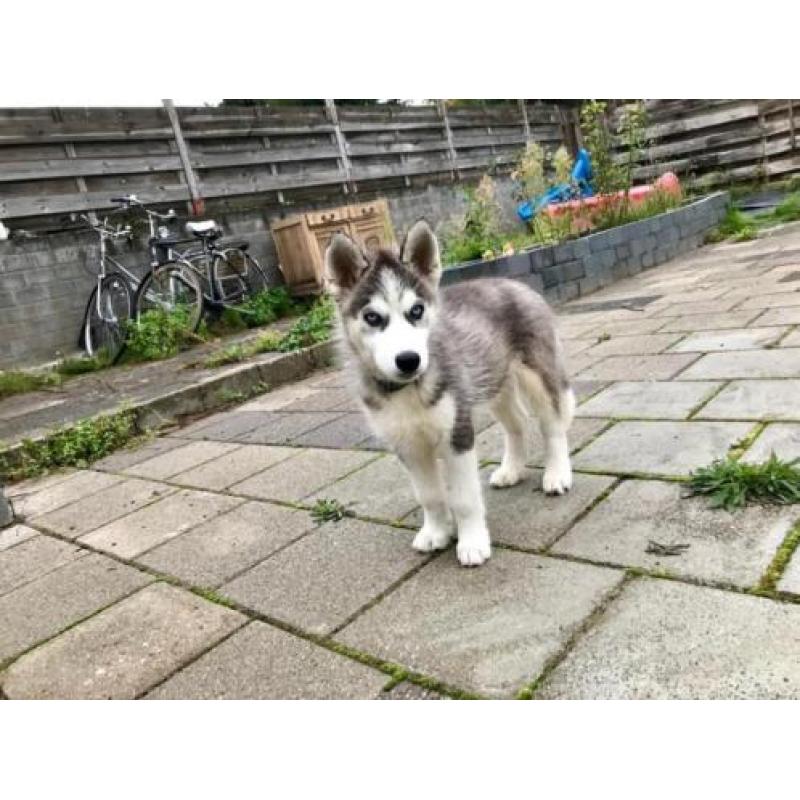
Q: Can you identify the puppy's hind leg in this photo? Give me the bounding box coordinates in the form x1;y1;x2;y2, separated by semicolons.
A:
488;375;528;488
519;367;574;495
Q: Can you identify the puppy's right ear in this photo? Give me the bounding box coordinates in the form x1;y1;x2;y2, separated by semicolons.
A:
324;232;368;297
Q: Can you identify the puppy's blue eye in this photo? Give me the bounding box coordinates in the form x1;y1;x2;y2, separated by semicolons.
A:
408;303;424;321
364;311;382;327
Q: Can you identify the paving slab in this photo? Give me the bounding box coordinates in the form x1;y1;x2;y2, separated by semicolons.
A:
337;549;623;698
655;298;743;316
15;470;121;520
237;385;320;412
1;582;246;699
138;500;315;588
741;423;800;462
34;478;173;538
579;333;682;358
176;410;280;441
737;291;800;310
93;438;187;473
778;551;800;595
572;380;611;404
575;353;699;381
80;489;242;558
0;535;86;596
537;578;800;699
169;444;298;490
752;307;800;326
230;447;375;502
668;327;787;352
307;455;419;522
697;380;800;421
572;420;752;476
553;479;793;588
678;349;800;380
146;621;388;699
0;554;151;664
476;417;609;466
778;329;800;347
481;469;616;550
0;523;38;552
289;413;373;449
378;682;445;700
575;380;721;420
237;412;345;445
220;518;425;635
657;311;763;333
123;441;239;480
578;318;670;338
280;388;355;412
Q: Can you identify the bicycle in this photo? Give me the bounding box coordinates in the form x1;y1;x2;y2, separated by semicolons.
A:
108;195;204;331
110;194;270;327
78;215;137;364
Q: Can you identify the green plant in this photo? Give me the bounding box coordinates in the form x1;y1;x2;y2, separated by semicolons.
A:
2;409;137;481
275;296;335;352
310;498;353;523
705;205;756;243
0;370;61;400
56;351;113;376
551;145;573;185
125;306;197;361
616;101;648;192
513;142;547;204
442;174;506;264
685;454;800;511
203;343;248;369
767;192;800;223
580;100;624;195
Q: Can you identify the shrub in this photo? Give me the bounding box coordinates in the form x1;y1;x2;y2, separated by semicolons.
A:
3;410;137;480
125;306;196;361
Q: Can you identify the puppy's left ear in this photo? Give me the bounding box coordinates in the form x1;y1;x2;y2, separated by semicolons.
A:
401;219;441;285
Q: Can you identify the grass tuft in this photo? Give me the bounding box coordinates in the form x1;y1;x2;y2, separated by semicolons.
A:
310;498;353;524
0;369;62;400
685;454;800;511
1;408;137;481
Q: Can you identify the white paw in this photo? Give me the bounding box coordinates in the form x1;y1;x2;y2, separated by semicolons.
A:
413;523;452;552
542;462;573;495
457;531;492;567
489;464;525;488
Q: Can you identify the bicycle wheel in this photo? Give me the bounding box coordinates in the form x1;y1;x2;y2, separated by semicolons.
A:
135;260;204;331
215;248;270;302
83;272;133;364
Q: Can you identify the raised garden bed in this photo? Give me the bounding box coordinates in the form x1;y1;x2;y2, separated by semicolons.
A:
441;192;729;304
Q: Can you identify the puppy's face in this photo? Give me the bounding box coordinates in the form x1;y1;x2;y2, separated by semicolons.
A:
324;220;441;385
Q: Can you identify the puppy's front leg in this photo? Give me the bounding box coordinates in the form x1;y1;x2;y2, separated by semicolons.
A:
399;446;452;553
445;447;491;566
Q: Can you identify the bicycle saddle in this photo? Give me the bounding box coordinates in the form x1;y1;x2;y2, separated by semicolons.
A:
186;220;220;237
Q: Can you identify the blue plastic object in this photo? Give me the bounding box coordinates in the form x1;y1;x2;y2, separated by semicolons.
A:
517;148;594;222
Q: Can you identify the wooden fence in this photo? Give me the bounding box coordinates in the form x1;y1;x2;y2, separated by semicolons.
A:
620;99;800;187
0;101;567;227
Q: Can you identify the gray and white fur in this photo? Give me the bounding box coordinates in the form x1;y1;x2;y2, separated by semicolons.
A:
325;220;574;566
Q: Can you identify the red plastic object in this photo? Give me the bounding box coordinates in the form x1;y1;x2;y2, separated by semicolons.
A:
543;172;682;232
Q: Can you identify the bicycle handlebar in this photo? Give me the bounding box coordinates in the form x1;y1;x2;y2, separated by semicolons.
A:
109;194;175;221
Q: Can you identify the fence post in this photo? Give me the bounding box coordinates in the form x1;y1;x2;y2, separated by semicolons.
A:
437;100;459;181
163;99;204;215
789;100;796;151
325;99;355;195
518;99;531;142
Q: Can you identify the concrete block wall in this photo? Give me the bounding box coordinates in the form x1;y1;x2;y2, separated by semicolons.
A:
441;192;730;305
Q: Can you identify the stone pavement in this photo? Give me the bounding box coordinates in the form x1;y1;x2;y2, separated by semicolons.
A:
3;227;800;698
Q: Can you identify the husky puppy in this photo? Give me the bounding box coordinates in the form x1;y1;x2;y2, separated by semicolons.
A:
324;220;574;567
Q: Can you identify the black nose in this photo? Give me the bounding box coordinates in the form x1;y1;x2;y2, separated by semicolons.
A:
395;351;421;375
